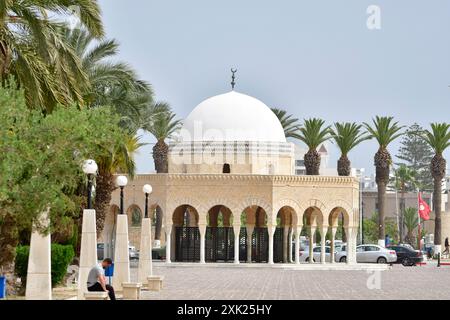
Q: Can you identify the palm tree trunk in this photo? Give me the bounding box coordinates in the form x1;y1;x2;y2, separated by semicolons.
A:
153;140;169;241
337;154;351;176
431;153;446;250
434;177;442;247
94;169;116;238
377;182;386;243
304;149;321;175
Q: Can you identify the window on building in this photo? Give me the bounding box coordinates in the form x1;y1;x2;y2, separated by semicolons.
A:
295;160;305;167
223;163;231;173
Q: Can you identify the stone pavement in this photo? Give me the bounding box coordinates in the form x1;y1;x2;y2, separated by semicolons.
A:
131;262;450;300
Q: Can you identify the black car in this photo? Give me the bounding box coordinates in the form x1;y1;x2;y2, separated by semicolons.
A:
387;245;423;266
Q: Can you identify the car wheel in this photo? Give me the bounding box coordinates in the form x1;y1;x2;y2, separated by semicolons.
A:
305;257;315;262
377;257;387;264
402;258;411;267
339;256;347;263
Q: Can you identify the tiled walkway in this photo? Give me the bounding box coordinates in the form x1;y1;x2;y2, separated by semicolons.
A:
134;263;450;300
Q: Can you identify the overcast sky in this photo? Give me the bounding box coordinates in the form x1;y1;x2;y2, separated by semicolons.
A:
98;0;450;174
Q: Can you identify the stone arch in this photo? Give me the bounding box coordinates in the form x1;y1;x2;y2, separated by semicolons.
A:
172;204;200;227
302;206;325;227
204;198;239;218
273;199;302;226
167;198;205;224
327;200;352;228
207;205;233;227
238;197;272;225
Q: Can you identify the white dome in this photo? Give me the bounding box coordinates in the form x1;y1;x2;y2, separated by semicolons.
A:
181;91;286;142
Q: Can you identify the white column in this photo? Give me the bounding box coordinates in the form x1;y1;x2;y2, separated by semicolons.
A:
113;214;130;291
77;209;98;300
288;229;293;263
282;226;289;263
165;224;172;263
199;224;206;264
350;227;358;264
295;225;302;264
138;218;152;284
268;225;275;264
26;210;51;300
320;226;328;264
233;224;241;264
344;226;354;264
246;224;254;263
330;227;337;264
309;226;316;264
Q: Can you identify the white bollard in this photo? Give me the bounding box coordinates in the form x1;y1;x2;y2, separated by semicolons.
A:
26;211;51;300
113;214;130;291
77;209;98;300
138;218;153;284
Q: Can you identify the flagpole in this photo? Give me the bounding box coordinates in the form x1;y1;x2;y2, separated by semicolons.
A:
417;189;421;251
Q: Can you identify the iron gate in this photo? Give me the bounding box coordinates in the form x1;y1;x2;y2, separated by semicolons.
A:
273;227;284;263
205;227;234;262
252;227;269;262
175;226;200;262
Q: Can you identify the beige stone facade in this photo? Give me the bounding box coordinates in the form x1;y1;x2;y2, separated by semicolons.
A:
108;173;360;264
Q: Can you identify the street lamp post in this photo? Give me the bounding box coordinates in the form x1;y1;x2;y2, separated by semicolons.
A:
82;160;98;209
143;184;153;218
77;159;98;300
116;175;128;215
113;175;130;291
138;184;154;285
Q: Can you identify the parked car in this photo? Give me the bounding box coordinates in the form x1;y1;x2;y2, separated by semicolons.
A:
97;243;105;260
336;244;397;264
129;245;139;260
299;246;333;262
387;244;423;266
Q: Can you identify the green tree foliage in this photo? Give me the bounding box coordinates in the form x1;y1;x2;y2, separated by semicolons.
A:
15;244;75;287
403;207;419;246
396;123;434;190
0;85;126;274
0;0;104;111
363;212;398;244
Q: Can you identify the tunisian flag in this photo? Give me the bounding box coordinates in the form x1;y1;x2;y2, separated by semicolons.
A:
418;193;431;220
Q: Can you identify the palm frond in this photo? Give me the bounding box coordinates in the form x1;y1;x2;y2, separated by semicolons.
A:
363;116;404;148
330;122;370;156
296;118;331;150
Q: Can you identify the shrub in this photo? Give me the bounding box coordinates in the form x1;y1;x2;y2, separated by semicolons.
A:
15;244;75;287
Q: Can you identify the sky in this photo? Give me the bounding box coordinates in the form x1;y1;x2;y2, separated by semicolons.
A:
98;0;450;174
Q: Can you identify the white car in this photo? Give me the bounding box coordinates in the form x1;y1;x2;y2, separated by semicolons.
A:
299;246;333;262
336;244;397;264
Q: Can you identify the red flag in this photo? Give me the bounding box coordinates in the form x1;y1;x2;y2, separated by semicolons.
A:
418;193;431;220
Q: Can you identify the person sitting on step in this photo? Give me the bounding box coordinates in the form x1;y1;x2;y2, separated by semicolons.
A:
87;258;116;300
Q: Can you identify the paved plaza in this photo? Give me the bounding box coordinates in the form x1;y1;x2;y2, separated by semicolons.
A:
132;262;450;300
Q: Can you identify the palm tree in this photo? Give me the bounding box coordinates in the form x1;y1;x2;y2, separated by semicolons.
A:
296;118;330;175
329;122;370;176
363;116;404;246
144;109;182;242
145;110;182;173
420;123;450;252
64;27;153;131
393;164;418;242
403;207;419;246
0;1;104;110
94;133;145;236
271;108;301;139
